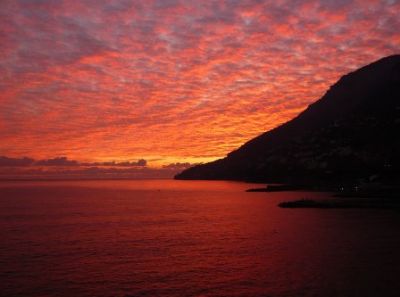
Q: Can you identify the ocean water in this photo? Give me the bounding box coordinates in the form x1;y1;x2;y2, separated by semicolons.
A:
0;180;399;297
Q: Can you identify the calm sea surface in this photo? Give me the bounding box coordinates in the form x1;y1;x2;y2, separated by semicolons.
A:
0;180;399;297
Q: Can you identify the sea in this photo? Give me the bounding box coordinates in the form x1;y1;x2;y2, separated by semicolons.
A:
0;179;399;297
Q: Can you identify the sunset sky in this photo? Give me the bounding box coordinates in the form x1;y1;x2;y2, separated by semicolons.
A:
0;0;399;178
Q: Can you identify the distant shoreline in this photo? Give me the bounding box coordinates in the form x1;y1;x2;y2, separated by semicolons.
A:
245;183;400;209
278;198;400;209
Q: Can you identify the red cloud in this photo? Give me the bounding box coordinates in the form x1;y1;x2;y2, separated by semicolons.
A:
0;0;399;176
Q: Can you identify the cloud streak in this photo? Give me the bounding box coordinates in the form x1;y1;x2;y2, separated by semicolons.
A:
0;156;147;167
0;155;192;178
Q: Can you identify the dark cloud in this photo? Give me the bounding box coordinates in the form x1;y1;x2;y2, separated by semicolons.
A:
86;159;147;167
35;157;79;166
0;156;34;167
0;156;147;168
318;0;353;11
0;156;183;179
162;162;200;170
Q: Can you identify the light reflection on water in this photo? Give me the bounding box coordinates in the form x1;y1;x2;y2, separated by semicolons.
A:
0;180;399;297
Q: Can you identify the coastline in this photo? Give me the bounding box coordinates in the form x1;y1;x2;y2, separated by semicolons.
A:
245;183;400;209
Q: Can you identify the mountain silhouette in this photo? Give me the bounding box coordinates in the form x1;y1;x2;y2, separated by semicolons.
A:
175;55;400;186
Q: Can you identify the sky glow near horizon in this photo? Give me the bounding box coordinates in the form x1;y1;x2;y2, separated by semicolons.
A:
0;0;399;177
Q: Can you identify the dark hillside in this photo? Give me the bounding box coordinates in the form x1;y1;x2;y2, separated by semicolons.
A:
176;55;400;186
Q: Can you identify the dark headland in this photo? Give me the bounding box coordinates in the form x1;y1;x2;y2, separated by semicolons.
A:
175;55;400;206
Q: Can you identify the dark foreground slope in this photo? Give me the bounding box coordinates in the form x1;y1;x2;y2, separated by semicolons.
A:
175;55;400;185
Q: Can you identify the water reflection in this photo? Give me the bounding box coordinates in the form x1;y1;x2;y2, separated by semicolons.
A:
0;180;399;296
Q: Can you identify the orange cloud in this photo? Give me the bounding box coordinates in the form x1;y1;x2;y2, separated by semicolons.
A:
0;0;399;178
